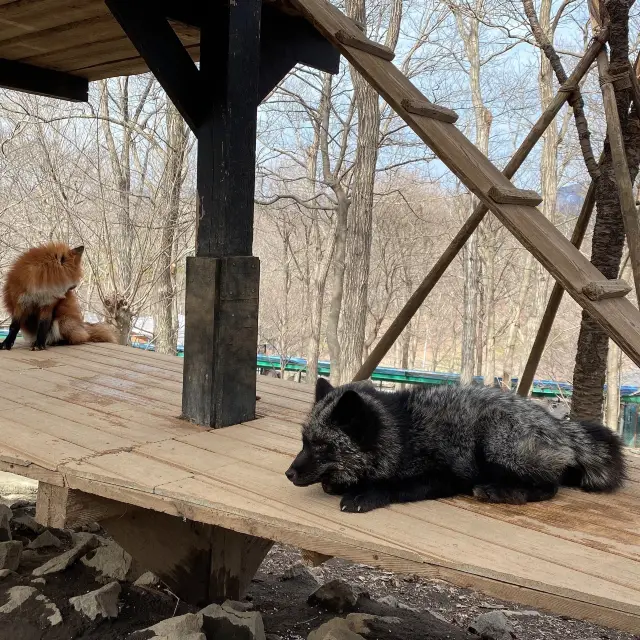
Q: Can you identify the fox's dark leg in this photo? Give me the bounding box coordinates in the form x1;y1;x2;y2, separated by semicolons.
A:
0;318;21;351
33;307;54;351
340;475;466;513
472;481;558;505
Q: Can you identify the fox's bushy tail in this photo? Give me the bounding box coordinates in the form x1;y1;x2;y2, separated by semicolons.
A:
85;322;117;344
564;420;626;492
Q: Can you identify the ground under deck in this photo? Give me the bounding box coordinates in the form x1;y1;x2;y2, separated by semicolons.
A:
0;343;638;633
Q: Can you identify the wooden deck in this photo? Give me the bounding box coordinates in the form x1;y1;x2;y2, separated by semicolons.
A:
0;343;638;633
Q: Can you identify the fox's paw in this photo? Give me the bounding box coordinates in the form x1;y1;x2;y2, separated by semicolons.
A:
322;480;350;495
473;484;527;505
0;342;10;351
340;490;387;513
31;344;47;352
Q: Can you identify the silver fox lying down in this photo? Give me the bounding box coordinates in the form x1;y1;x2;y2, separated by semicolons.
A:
285;379;626;513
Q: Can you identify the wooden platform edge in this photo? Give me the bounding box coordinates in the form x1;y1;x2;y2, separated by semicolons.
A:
60;470;640;633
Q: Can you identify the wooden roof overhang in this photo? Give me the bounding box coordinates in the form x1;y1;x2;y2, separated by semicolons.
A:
0;0;340;107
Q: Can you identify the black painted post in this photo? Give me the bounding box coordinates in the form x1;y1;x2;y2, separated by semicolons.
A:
182;0;262;427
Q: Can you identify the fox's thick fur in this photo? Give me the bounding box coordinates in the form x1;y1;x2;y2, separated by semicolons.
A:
1;243;116;351
285;379;627;513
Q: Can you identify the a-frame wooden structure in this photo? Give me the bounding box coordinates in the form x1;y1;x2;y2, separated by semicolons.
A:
1;0;639;633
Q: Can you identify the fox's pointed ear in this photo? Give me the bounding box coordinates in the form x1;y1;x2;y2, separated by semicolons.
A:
331;390;377;445
71;246;84;256
315;377;334;402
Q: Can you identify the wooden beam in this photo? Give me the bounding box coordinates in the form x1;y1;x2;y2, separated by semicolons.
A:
258;4;340;102
517;180;598;397
0;58;87;102
105;0;204;131
351;34;605;382
35;483;131;529
596;49;640;304
401;98;459;124
583;279;632;301
181;1;262;428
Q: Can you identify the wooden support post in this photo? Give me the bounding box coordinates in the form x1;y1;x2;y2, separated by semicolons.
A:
596;49;640;304
351;34;606;382
517;181;597;396
35;483;272;605
182;1;262;428
488;186;543;206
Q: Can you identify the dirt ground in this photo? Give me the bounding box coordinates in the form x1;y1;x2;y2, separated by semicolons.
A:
0;498;638;640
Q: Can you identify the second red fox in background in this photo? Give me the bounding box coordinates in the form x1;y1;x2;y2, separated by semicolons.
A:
1;243;116;351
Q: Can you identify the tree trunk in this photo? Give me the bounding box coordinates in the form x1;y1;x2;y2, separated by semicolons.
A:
572;0;640;420
155;100;188;355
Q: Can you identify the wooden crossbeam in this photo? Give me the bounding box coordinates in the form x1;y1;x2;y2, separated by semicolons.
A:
583;279;632;301
488;185;543;206
401;98;459;123
292;0;640;372
335;30;395;61
0;58;87;102
352;32;606;382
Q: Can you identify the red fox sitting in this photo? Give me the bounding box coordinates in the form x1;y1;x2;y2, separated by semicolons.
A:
1;243;116;351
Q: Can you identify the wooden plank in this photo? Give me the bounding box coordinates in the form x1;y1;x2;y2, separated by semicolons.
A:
488;185;543;206
335;29;394;61
290;0;640;370
5;405;137;453
61;451;194;493
0;414;93;470
583;279;632;301
401;98;458;123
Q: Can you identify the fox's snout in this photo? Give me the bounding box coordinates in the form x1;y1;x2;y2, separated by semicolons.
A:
286;448;320;487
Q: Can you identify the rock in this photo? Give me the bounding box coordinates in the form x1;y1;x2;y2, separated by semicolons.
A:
83;522;101;533
503;609;541;618
35;593;63;626
31;577;46;585
266;635;283;640
32;534;98;576
223;599;255;613
308;619;364;640
345;613;400;636
283;562;322;585
308;580;358;613
154;635;206;640
469;611;516;640
133;613;204;638
69;581;121;620
0;504;12;542
201;602;266;640
71;531;106;546
10;499;35;510
12;513;45;535
0;540;22;571
27;530;62;550
81;540;141;582
134;570;162;588
376;595;399;608
427;609;450;624
0;586;38;614
0;568;15;580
